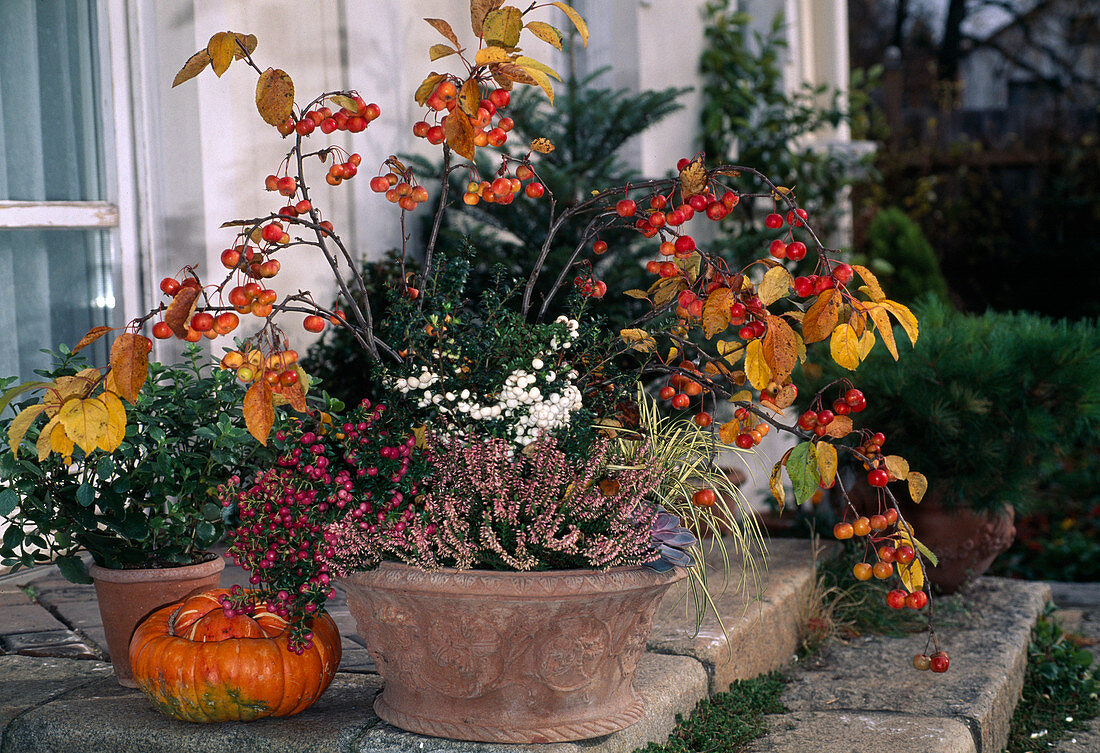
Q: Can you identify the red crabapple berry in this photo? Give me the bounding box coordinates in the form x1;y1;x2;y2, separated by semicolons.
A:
886;590;907;609
930;651;950;673
906;591;928;610
764;213;783;229
868;469;890;487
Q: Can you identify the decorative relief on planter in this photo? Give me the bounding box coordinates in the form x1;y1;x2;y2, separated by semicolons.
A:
342;563;684;743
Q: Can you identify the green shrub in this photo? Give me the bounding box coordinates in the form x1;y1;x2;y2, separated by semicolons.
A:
860;207;949;304
800;298;1100;514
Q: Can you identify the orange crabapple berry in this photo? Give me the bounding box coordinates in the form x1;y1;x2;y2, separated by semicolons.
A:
872;561;893;579
852;562;873;581
152;321;172;339
852;517;872;537
833;522;854;540
869;514;888;531
694;411;712;428
303;315;326;333
913;654;932;671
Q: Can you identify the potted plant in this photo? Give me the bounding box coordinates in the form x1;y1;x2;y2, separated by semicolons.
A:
0;344;268;685
805;297;1100;592
10;0;948;736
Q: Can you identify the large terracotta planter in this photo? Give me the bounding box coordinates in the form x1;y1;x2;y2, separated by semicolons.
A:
901;502;1016;594
342;563;685;744
89;555;224;687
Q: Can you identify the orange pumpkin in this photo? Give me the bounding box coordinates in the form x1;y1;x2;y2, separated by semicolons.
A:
129;588;341;722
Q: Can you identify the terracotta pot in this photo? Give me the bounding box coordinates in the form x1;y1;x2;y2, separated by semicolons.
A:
89;555;225;687
900;502;1015;594
342;563;685;744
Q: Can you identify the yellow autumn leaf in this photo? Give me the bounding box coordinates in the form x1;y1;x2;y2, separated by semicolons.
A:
769;460;786;513
880;299;919;346
745;340;772;391
414;72;446;105
530;137;554;153
619;328;656;353
430;44;459;61
37;415;60;462
718;420;739;445
816;442;838;488
898;555;924;594
517;64;555;103
717;340;745;365
207;32;238;78
679;156;708;199
525;20;563;49
907;471;929;504
883;454;910;480
829;323;862;371
758;265;793;306
867;304;898;360
8;404;46;457
515;56;561;81
702;287;732;339
550;1;588;46
475;46;512;66
50;421;75;464
96;392;127;453
857;329;876;359
852;264;886;302
58;397;110;456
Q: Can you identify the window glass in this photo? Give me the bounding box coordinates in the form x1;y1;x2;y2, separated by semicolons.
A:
0;0;104;202
0;229;114;379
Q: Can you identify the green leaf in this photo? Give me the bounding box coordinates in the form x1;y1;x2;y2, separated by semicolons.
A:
76;483;95;507
194;521;218;546
0;488;17;517
95;455;114;478
202;502;224;521
785;441;819;504
55;555;92;584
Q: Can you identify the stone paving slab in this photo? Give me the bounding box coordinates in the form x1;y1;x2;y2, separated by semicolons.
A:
0;655;113;729
0;589;33;608
772;577;1049;753
649;538;817;693
0;604;70;637
0;669;381;753
746;710;977;753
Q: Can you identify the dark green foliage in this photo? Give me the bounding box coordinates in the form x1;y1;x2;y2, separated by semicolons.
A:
994;447;1100;581
0;345;275;582
1005;613;1099;753
859;207;949;304
637;672;787;753
801;297;1100;514
700;1;878;263
416;70;687;323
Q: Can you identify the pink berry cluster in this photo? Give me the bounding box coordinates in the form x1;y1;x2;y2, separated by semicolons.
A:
220;399;423;650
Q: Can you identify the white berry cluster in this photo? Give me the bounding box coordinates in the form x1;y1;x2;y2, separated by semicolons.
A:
387;315;585;447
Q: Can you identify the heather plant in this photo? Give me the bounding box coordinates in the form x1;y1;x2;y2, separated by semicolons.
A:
329;434;663;572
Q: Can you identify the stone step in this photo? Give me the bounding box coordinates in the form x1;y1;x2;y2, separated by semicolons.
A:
649;537;820;693
747;577;1051;753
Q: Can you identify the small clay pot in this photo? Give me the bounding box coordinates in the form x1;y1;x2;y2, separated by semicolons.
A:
343;563;685;743
900;502;1015;594
90;555;225;687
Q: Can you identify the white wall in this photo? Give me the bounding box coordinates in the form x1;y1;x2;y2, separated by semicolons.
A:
135;0;851;360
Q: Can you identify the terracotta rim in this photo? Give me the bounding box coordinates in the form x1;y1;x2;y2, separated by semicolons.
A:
343;561;686;597
88;555;224;584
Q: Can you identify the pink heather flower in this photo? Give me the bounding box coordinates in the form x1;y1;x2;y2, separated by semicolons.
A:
327;433;664;571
